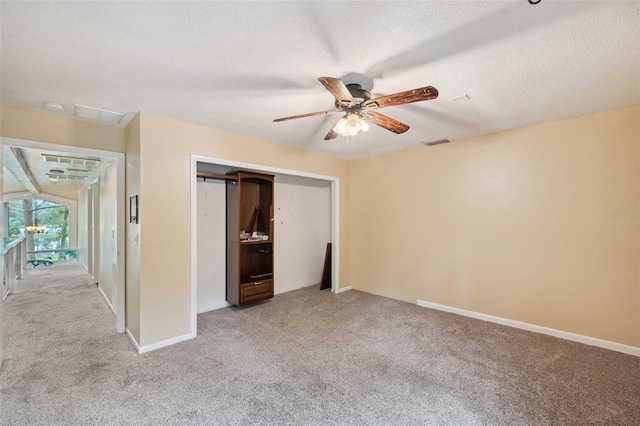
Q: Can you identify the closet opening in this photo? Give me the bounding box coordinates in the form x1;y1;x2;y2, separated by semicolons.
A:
190;156;339;337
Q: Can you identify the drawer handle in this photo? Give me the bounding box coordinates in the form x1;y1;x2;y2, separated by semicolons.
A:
254;281;262;285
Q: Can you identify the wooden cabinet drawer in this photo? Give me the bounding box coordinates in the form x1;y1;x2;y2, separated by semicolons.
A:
240;279;273;304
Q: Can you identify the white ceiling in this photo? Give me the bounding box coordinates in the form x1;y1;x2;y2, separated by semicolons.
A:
1;1;638;160
2;144;104;195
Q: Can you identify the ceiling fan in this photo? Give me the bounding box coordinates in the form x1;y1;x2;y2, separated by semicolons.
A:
274;77;438;140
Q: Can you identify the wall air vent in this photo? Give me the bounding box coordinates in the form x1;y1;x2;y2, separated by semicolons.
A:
451;94;471;102
422;138;451;147
74;104;124;125
42;154;100;167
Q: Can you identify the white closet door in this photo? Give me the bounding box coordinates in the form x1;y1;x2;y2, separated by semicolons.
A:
197;179;227;313
274;174;331;294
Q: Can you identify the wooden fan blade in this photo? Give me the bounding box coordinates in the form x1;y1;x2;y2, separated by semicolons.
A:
324;129;338;140
318;77;355;106
363;86;438;110
274;110;339;122
366;111;410;134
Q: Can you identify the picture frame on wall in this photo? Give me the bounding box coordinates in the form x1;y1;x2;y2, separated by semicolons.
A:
130;195;138;224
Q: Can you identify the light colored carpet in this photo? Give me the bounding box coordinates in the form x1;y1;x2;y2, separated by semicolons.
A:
1;264;639;425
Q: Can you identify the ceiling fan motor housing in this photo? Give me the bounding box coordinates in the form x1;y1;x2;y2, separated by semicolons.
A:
346;84;371;101
335;84;371;109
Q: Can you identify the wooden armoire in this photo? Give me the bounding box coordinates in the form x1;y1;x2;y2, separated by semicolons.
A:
226;172;274;306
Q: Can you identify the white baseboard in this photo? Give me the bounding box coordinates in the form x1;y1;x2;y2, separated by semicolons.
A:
416;299;640;357
198;302;231;314
138;333;194;354
126;327;141;353
335;286;352;294
98;286;117;316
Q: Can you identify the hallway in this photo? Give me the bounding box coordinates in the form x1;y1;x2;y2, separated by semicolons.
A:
0;264;136;424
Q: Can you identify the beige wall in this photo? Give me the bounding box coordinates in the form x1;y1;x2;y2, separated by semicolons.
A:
77;188;89;271
125;115;141;343
3;103;637;352
91;181;100;286
136;113;351;346
0;106;125;152
351;105;640;347
98;161;118;306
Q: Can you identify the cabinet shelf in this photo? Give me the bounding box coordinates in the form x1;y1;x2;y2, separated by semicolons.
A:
240;239;273;245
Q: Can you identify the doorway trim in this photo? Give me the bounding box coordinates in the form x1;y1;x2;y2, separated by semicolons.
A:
2;137;126;333
189;155;340;337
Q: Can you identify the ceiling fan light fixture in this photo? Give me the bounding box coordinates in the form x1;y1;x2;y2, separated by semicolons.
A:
333;112;370;137
333;117;349;136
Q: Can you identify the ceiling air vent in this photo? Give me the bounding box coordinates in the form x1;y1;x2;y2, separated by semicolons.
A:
42;154;101;167
451;94;471;102
422;138;451;147
74;104;124;125
47;174;87;180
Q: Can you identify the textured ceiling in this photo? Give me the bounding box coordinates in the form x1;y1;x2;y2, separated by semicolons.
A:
1;1;638;160
2;144;106;195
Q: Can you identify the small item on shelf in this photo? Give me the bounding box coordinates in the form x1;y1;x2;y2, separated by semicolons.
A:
241;231;268;241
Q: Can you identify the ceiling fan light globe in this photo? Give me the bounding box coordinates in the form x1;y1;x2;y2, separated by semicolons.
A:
360;121;370;132
334;117;348;135
346;113;360;126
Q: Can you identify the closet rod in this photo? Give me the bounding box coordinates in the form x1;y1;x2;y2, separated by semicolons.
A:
196;172;238;181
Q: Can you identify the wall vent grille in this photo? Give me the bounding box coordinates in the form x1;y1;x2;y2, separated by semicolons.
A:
422;138;451;147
